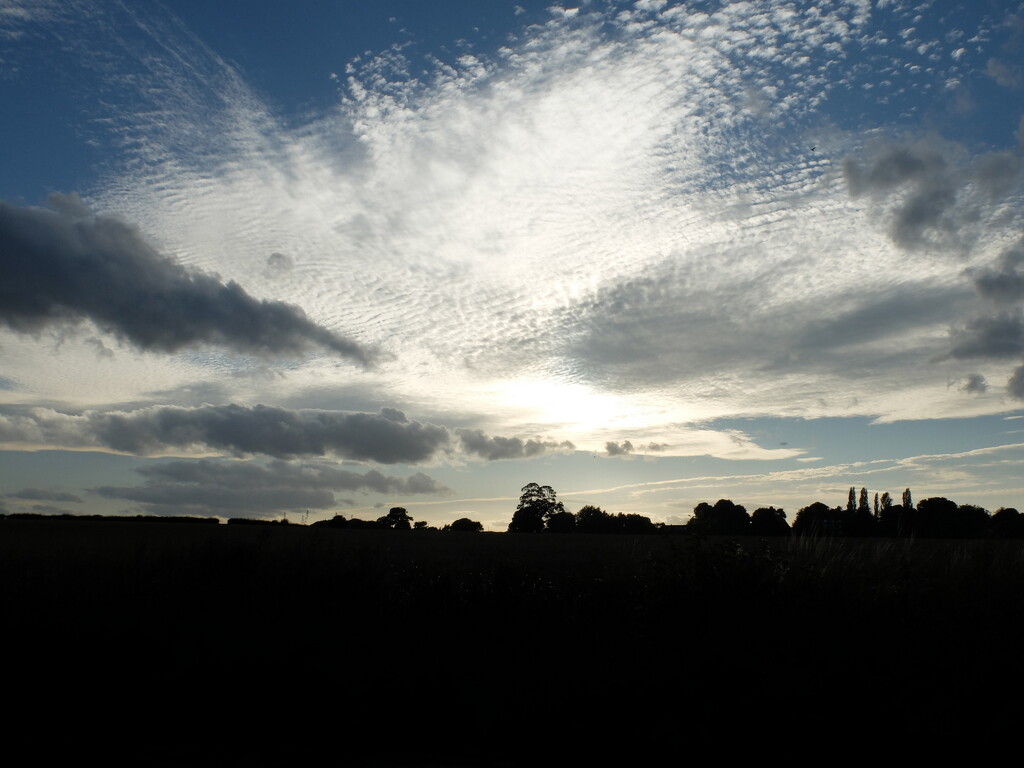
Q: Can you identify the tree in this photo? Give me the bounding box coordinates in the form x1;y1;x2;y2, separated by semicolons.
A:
847;487;856;514
545;510;577;533
750;507;790;536
844;487;876;536
615;512;657;534
990;507;1023;538
576;504;613;533
686;499;750;535
954;504;989;538
915;497;958;538
377;507;412;530
445;517;483;533
508;483;564;532
902;488;913;510
792;501;843;536
574;505;656;534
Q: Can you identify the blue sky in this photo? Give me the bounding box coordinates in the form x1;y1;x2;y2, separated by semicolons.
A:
2;0;1024;529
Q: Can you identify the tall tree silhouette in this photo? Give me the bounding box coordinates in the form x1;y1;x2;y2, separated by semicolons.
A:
508;483;564;532
848;488;877;537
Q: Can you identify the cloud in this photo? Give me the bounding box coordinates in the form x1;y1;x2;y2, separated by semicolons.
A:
961;374;988;394
0;404;580;466
0;405;452;463
946;312;1024;360
1009;366;1024;400
555;255;969;397
972;238;1024;305
0;195;373;364
975;150;1024;199
7;488;83;503
605;440;633;456
842;137;968;250
987;57;1023;90
94;458;450;517
457;428;575;461
790;288;968;358
264;252;294;274
4;0;1024;452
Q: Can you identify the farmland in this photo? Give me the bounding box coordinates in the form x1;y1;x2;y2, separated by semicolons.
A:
4;518;1023;765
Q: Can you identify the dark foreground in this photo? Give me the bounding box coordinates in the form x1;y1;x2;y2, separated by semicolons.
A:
3;520;1024;765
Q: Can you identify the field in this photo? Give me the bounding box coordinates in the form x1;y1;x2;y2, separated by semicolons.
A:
4;519;1024;765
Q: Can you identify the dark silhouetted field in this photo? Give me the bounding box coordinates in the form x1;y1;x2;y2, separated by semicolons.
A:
4;519;1023;765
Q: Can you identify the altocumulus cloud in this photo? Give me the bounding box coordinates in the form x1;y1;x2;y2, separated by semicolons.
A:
95;458;450;518
0;194;373;364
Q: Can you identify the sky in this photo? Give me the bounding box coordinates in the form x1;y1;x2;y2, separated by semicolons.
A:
2;0;1024;530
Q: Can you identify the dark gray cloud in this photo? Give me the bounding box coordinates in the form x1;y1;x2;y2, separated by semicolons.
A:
94;458;449;517
843;139;966;250
792;288;967;357
0;194;373;364
136;459;449;495
457;429;575;461
8;488;83;503
975;150;1023;199
946;312;1024;360
94;405;451;462
972;238;1024;305
605;440;633;456
1009;365;1024;400
844;136;1023;251
961;374;988;394
0;404;451;463
557;260;967;389
558;270;758;386
265;252;293;272
0;404;582;465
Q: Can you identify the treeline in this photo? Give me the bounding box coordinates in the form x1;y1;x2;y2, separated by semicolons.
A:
0;512;220;524
9;484;1023;539
1;507;486;532
508;482;658;533
312;507;485;533
686;487;1024;538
